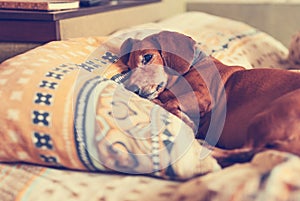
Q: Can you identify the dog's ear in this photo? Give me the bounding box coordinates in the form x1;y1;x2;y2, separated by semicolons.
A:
119;38;139;65
149;31;196;75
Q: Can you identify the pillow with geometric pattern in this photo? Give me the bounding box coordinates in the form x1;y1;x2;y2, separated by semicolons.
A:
0;46;220;180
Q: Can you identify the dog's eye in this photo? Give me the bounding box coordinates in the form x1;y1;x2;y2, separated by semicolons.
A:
142;54;153;65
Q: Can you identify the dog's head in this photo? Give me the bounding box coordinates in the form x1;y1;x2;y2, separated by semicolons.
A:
119;31;197;99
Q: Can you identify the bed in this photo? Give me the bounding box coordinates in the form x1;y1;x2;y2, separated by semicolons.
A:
1;11;300;201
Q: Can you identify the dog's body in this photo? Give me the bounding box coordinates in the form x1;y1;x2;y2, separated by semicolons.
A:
119;31;300;164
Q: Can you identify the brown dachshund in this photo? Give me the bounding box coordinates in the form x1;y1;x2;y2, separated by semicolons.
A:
119;31;300;165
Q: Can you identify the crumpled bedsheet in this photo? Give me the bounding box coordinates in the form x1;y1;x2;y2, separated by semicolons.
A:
1;150;300;201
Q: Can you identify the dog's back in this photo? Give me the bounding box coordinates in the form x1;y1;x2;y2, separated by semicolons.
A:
214;68;300;150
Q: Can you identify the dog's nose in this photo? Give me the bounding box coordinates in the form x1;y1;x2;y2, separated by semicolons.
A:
139;91;150;99
126;84;140;95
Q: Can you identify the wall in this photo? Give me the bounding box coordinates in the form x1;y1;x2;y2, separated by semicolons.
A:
60;0;187;39
187;1;300;47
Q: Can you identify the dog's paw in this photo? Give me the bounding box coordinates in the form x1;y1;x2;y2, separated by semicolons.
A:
168;107;196;131
180;112;196;131
154;99;196;131
152;98;164;106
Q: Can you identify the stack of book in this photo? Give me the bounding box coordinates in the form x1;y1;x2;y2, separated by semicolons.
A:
0;0;80;11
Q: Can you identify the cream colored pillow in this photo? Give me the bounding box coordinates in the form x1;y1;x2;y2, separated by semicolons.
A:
0;37;220;180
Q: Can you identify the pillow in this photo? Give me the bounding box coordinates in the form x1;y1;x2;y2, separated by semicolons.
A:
0;40;220;180
287;31;300;69
112;12;288;69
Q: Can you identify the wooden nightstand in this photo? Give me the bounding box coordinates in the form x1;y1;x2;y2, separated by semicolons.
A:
0;0;162;62
0;0;161;42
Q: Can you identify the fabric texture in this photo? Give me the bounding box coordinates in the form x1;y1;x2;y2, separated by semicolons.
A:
0;11;297;201
0;38;219;180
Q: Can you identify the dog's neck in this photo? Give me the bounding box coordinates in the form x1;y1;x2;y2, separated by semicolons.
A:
192;44;208;66
191;56;244;111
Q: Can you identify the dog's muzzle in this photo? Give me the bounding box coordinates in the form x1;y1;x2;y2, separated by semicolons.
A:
125;82;165;99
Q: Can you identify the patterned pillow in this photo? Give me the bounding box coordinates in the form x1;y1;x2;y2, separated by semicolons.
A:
287;31;300;69
113;12;288;69
0;40;220;180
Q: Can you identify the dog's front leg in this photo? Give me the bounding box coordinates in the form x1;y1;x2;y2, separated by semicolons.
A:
169;91;211;117
152;97;195;129
160;98;196;131
151;98;164;106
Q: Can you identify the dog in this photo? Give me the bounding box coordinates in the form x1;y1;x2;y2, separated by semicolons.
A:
119;31;300;165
